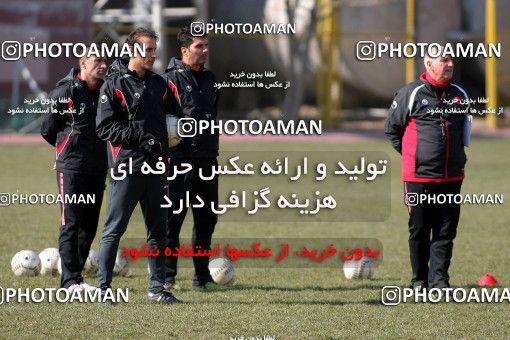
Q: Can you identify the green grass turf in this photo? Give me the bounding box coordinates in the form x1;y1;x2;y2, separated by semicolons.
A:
0;138;509;339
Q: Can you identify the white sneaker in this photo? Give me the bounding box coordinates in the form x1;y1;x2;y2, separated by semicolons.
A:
67;284;82;293
79;282;97;292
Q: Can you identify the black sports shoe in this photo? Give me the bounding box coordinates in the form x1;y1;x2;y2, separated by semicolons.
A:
163;281;182;291
192;280;227;291
96;289;116;305
192;275;214;289
148;291;183;304
409;280;427;291
431;281;450;289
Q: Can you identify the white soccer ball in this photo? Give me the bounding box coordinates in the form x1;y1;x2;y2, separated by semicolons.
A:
39;248;60;276
11;250;41;276
343;257;375;280
82;249;99;276
166;114;182;147
209;257;236;286
113;250;129;276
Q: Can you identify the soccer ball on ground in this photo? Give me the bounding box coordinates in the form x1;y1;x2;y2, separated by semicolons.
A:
208;257;236;286
39;248;60;276
166;114;182;147
58;250;128;276
82;249;99;276
113;250;129;276
343;256;375;280
11;250;41;276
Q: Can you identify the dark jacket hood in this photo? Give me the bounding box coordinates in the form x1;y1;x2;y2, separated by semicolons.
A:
107;58;159;79
106;58;130;77
165;57;185;72
165;57;208;74
56;67;104;90
56;68;80;86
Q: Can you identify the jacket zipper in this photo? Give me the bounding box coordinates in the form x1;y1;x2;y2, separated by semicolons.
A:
184;68;200;90
444;119;450;179
128;82;145;122
439;88;449;179
57;102;75;159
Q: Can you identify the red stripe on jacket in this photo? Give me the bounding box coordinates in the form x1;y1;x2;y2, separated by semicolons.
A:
108;141;122;162
59;172;66;225
402;118;417;180
401;118;464;183
167;80;181;106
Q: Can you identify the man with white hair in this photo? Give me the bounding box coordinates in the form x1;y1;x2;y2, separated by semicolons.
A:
385;48;470;290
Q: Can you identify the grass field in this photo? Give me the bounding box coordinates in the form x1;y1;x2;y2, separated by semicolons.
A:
0;138;509;339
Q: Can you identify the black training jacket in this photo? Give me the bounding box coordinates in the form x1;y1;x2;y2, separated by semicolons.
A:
163;57;219;158
385;72;469;183
40;68;107;174
96;58;181;173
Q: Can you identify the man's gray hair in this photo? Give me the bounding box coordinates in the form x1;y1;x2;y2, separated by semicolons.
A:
423;44;443;68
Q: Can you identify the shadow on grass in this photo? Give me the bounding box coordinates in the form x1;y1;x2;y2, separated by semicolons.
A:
195;299;388;306
361;299;384;305
227;281;397;292
461;284;495;289
199;300;347;306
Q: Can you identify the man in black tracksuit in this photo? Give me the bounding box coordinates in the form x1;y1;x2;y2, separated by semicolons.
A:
163;26;220;289
40;55;108;292
96;28;182;304
385;52;470;289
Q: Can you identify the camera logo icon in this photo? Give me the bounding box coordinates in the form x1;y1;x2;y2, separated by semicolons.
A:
356;41;376;61
405;193;419;207
0;193;11;206
2;41;21;61
190;22;206;37
178;118;197;138
381;286;401;306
